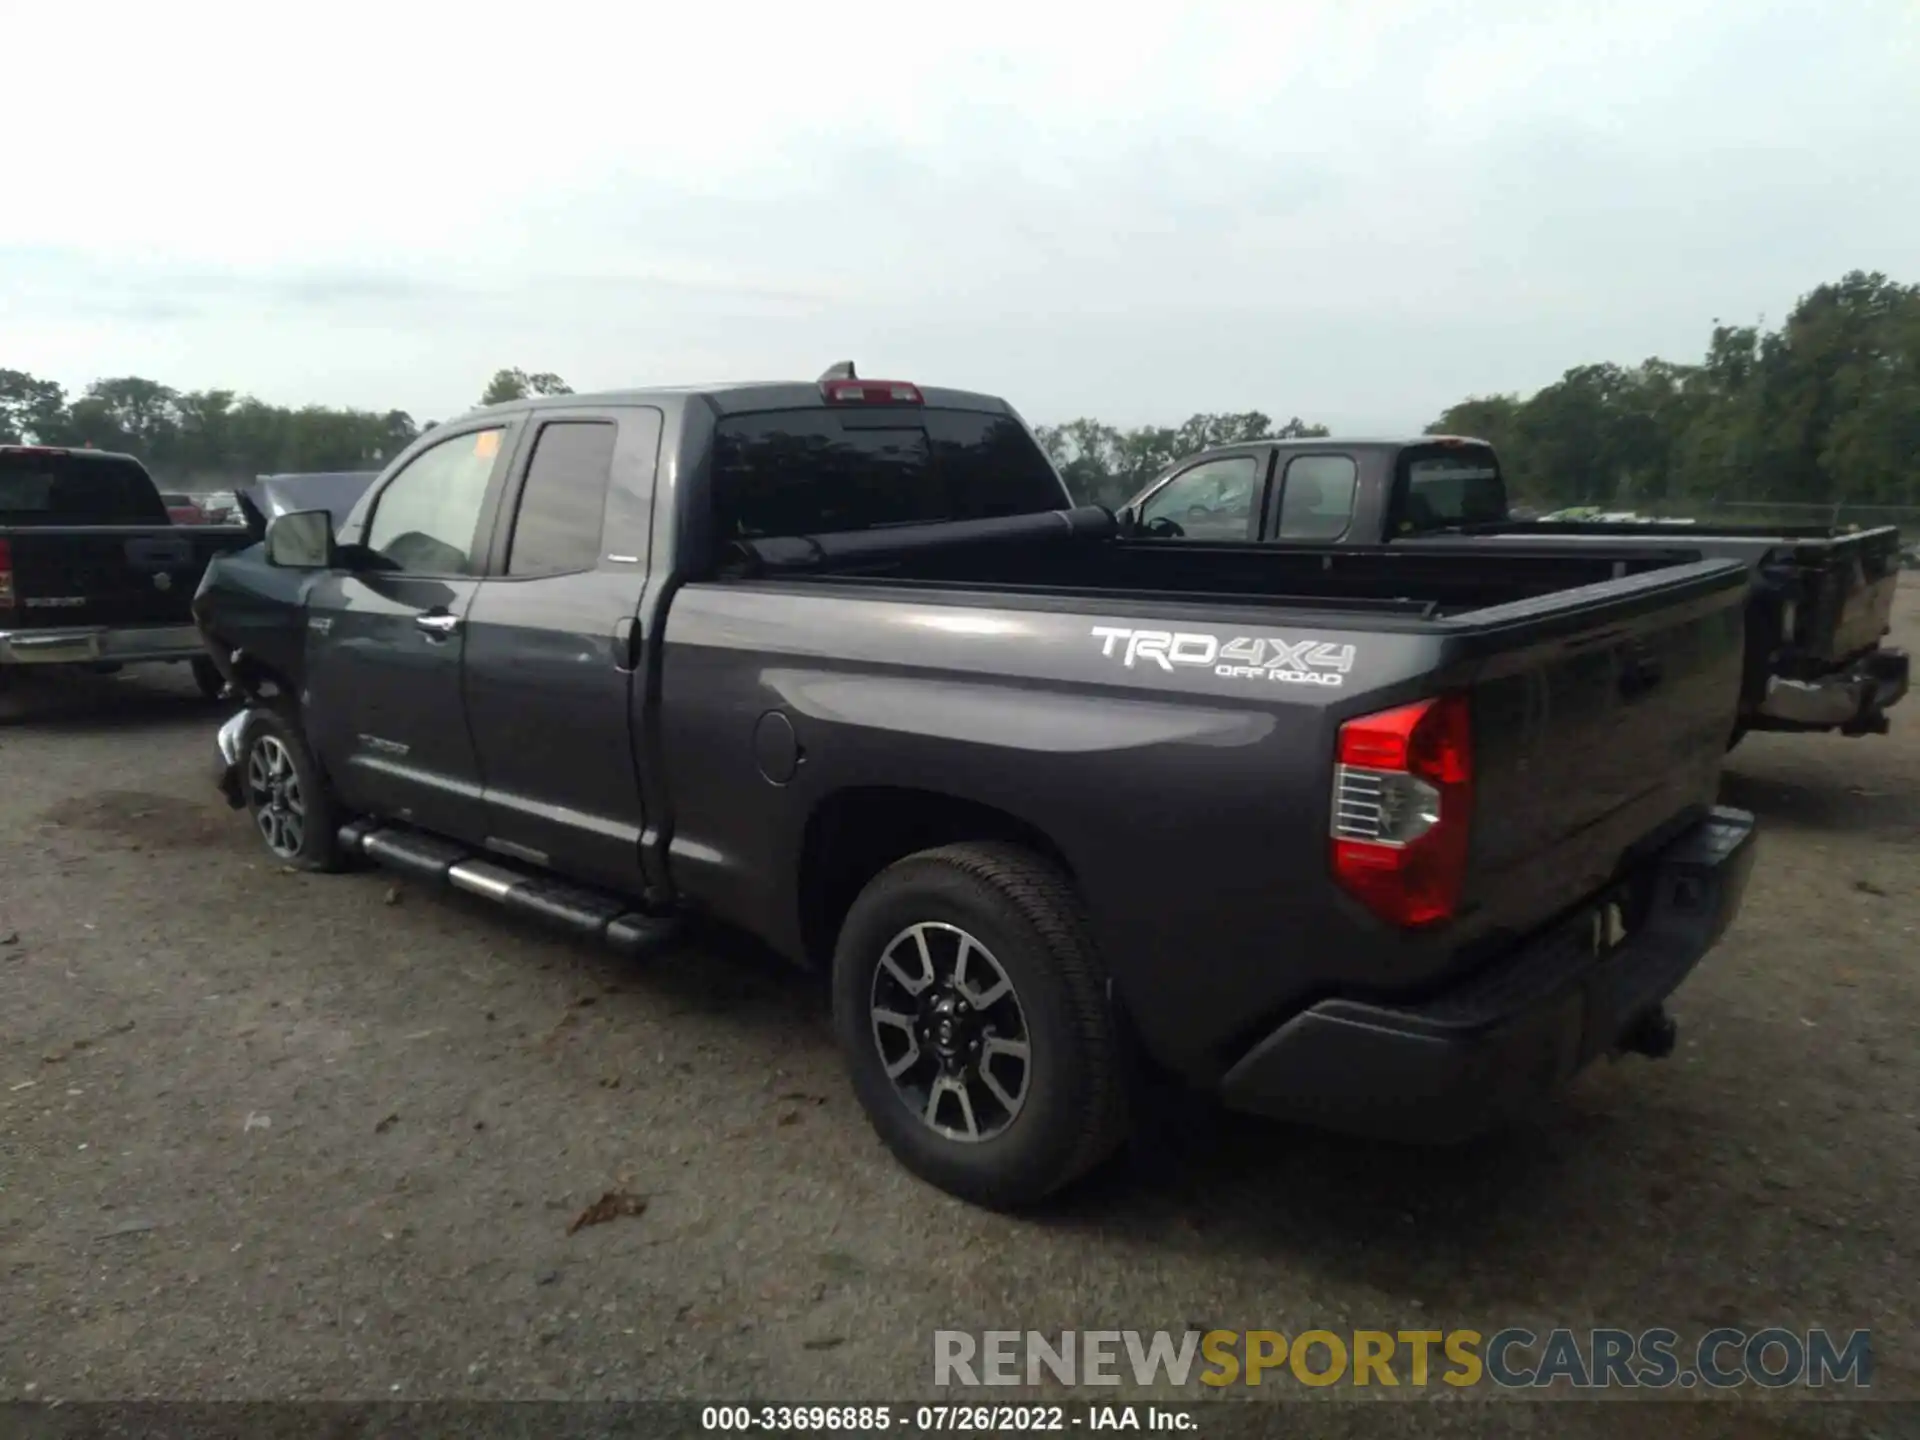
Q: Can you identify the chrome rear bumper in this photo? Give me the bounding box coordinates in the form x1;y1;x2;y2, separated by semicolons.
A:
1754;647;1909;734
0;623;203;666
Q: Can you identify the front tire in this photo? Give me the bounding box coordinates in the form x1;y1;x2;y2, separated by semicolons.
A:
240;708;342;872
831;842;1130;1209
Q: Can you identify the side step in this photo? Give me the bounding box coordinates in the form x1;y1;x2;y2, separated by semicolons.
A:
339;821;680;957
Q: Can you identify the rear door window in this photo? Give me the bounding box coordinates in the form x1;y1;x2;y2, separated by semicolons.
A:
1274;454;1358;540
506;421;618;575
711;408;1066;540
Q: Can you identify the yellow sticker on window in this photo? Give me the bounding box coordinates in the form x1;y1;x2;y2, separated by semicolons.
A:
473;430;500;460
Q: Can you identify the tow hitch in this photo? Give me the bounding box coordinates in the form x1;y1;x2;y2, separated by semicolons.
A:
1619;1006;1678;1060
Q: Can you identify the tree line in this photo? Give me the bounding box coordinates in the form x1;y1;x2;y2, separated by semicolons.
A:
1430;270;1920;508
4;271;1913;507
0;367;574;489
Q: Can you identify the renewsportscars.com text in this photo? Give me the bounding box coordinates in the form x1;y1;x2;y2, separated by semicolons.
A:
933;1328;1872;1391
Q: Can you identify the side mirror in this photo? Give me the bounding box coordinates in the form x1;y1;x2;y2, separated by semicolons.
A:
265;509;337;569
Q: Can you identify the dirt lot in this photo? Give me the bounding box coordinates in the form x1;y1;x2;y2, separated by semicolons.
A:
3;585;1918;1433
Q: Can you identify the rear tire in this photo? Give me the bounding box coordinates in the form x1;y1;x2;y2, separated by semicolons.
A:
191;655;227;702
240;707;342;872
831;842;1130;1209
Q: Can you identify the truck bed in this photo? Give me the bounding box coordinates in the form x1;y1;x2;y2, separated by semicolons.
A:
678;517;1750;1074
1423;522;1902;666
727;524;1734;623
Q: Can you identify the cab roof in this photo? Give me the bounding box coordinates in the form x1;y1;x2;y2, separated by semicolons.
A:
463;379;1018;422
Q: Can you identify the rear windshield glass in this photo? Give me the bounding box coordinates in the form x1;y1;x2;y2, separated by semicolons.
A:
1393;447;1507;533
711;408;1067;540
0;452;167;525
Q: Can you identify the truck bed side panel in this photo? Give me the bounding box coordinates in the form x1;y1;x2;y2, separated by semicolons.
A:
657;583;1441;1077
655;563;1746;1080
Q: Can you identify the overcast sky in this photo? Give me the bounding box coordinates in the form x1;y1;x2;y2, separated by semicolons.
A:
4;0;1916;432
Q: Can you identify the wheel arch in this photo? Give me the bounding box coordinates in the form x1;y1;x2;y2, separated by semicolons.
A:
796;785;1079;971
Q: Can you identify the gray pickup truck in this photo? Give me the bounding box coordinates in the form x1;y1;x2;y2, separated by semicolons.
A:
193;370;1758;1207
1124;436;1909;746
1;444;250;695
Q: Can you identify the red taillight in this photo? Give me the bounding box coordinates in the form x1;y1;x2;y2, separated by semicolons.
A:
0;537;14;609
1330;693;1473;927
821;378;924;405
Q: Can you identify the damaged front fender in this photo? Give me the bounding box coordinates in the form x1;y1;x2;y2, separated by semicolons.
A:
215;708;258;810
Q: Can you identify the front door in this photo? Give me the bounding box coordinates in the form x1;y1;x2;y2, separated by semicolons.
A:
304;421;519;843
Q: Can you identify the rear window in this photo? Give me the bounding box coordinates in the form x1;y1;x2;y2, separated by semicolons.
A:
711;407;1067;540
0;452;167;525
1393;447;1508;533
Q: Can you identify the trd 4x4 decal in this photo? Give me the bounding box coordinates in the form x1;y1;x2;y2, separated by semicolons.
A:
1090;626;1356;686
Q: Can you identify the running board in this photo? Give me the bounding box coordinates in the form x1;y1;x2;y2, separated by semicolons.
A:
338;821;680;956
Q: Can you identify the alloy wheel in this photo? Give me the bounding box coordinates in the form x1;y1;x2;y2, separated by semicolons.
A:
245;733;306;860
869;922;1031;1143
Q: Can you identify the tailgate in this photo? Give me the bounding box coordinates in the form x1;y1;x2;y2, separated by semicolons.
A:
1457;561;1747;941
3;528;208;627
1790;527;1901;665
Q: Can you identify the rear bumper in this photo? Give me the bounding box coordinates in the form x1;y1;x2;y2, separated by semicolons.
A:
0;622;204;667
1218;807;1758;1141
1752;647;1909;734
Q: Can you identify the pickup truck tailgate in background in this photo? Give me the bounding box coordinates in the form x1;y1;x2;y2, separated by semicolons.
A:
5;529;213;627
1464;583;1746;939
1799;527;1902;663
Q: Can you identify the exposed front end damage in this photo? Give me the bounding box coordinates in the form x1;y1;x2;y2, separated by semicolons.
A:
215;708;254;811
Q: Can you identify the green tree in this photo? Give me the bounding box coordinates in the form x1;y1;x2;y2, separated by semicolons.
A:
172;389;238;476
0;369;67;444
479;367;573;406
1429;270;1920;510
52;376;181;459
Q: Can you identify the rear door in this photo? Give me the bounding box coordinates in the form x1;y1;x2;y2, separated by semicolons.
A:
461;405;663;890
302;420;520;843
1260;451;1362;541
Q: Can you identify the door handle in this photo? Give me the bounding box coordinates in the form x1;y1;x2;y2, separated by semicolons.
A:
414;611;461;639
1617;642;1662;700
613;616;641;672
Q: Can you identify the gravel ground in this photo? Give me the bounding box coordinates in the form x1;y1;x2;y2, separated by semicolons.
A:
2;585;1918;1435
